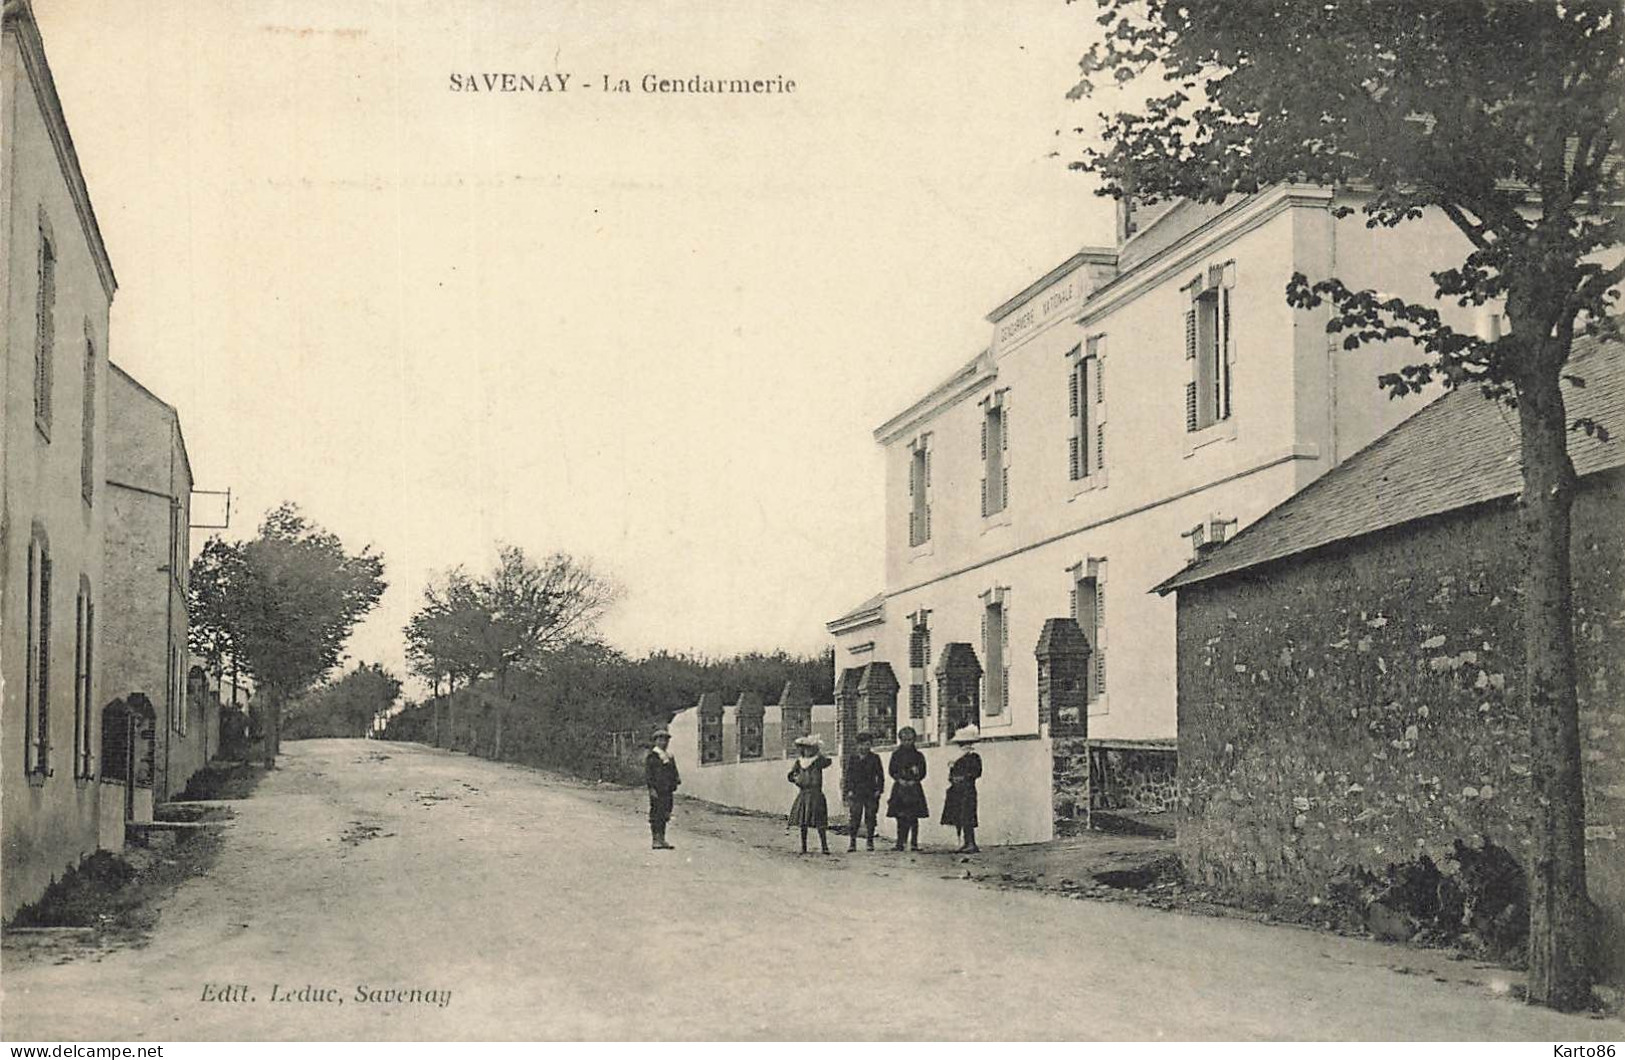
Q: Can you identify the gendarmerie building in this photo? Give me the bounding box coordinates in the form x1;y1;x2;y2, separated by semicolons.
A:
827;186;1496;843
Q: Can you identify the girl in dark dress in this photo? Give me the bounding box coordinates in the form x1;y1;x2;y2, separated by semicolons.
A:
788;735;833;854
886;726;929;851
941;725;983;853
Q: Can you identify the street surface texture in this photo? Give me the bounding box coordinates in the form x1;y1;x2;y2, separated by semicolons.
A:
2;740;1617;1041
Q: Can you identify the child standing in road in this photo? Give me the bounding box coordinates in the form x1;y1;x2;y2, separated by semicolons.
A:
788;734;832;855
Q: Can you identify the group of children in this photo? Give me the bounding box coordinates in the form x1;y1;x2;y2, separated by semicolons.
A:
786;724;983;856
644;723;986;855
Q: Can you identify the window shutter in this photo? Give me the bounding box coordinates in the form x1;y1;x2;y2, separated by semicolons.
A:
1068;364;1080;419
1001;406;1008;451
924;448;931;487
980;417;987;460
908;453;916;497
39;554;52;769
909;510;918;545
1095;646;1107;695
1185;308;1197;359
1097;425;1106;471
1001;466;1009;509
980;478;988;518
1069;586;1078;619
1096;356;1105;402
1069;436;1080;481
924;503;931;539
1186;381;1199;432
1096;579;1106;628
1222;287;1234;421
83;600;94;776
74;593;84;774
26;545;37;767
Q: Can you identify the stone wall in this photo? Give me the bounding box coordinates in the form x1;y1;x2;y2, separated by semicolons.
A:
1174;472;1623;972
1089;740;1178;813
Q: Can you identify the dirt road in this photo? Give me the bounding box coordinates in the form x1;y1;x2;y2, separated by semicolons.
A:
1;740;1615;1040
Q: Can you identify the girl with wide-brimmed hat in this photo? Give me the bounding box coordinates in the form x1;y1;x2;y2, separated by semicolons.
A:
787;734;833;855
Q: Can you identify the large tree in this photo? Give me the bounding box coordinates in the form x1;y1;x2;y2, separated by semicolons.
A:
1070;0;1621;1009
189;503;386;766
404;546;619;753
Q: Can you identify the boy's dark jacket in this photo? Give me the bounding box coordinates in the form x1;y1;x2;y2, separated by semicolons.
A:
842;750;885;800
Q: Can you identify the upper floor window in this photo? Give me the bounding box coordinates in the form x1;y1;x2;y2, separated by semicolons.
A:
908;434;932;547
1069;336;1108;482
980;392;1010;517
26;531;53;778
81;331;97;502
35;226;56;439
980;590;1009;718
1182;514;1239;560
1186;263;1235;433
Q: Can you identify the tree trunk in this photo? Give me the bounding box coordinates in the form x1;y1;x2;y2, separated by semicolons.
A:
1516;359;1592;1011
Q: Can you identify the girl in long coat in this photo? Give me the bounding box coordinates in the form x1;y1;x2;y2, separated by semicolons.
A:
886;726;929;851
787;735;833;854
940;726;983;853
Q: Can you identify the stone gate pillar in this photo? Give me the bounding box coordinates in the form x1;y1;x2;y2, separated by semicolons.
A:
778;679;813;757
935;643;982;745
835;666;866;758
696;692;724;764
856;661;900;746
1036;618;1093;831
735;691;765;760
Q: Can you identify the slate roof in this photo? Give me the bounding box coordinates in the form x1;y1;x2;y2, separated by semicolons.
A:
826;593;885;633
1157;332;1625;594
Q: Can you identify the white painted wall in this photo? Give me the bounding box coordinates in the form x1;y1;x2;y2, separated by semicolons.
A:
669;704;1056;844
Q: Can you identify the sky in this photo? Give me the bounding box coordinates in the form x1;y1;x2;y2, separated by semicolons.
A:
32;0;1117;687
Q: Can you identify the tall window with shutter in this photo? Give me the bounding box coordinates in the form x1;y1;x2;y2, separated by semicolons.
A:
1185;264;1235;433
980;393;1010;517
35;227;56;438
74;580;95;778
81;332;97;502
980;592;1009;718
1069;337;1108;482
908;435;932;547
26;533;53;777
1069;560;1108;707
908;612;931;721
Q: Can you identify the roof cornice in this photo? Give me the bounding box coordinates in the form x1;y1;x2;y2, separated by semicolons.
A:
873;347;996;446
986;247;1117;324
1074;185;1332;328
4;0;117;301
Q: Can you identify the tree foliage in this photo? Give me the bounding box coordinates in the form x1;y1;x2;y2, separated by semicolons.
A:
1070;0;1621;1010
188;503;387;761
285;662;402;740
404;545;620;694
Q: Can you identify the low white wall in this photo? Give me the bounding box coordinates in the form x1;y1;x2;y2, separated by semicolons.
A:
668;706;1055;845
97;780;126;850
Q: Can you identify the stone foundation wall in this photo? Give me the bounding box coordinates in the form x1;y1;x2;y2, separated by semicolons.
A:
1174;473;1623;976
1089;741;1178;813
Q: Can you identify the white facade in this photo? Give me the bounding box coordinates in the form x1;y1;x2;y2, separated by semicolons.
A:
832;185;1483;744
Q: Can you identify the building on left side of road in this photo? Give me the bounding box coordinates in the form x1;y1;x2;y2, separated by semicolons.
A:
0;0;119;919
101;365;209;807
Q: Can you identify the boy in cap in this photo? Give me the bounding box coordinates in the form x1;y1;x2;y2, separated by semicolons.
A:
645;729;680;850
841;731;886;851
